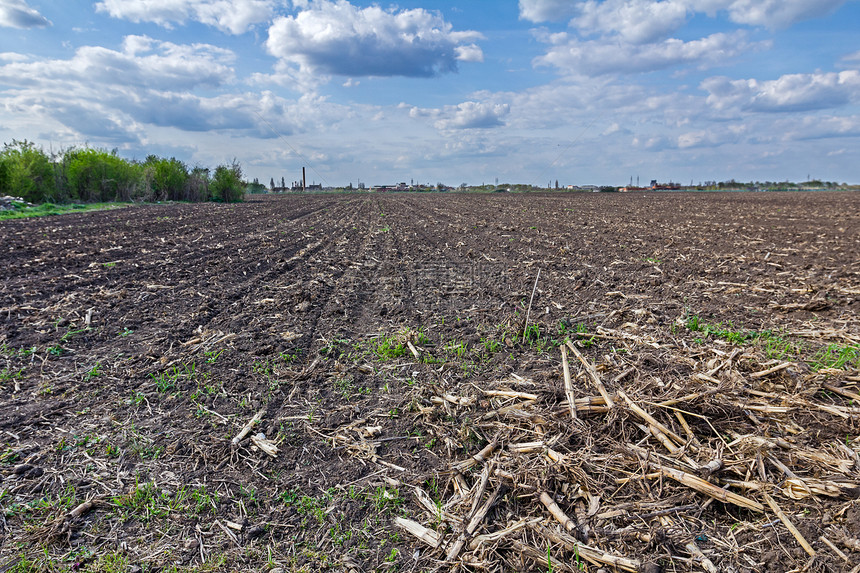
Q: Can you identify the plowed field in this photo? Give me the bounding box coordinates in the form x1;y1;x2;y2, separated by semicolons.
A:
2;192;860;572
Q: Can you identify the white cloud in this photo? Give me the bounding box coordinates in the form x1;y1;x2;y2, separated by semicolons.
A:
0;36;235;91
518;0;579;22
702;71;860;112
433;101;510;130
573;0;690;44
787;115;860;140
94;0;277;34
536;31;758;76
676;124;746;148
719;0;847;28
521;0;849;39
265;0;483;80
0;36;349;146
0;0;50;28
840;50;860;68
455;44;484;63
0;52;30;62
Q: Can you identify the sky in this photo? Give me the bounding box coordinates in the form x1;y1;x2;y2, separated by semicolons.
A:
1;0;858;187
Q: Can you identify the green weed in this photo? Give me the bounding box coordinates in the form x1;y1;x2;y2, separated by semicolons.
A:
204;349;223;363
809;344;860;371
0;367;23;383
444;340;469;359
370;486;404;513
319;337;350;358
150;369;178;392
480;336;502;353
84;362;101;381
113;479;170;522
60;327;88;342
279;350;299;363
367;335;407;360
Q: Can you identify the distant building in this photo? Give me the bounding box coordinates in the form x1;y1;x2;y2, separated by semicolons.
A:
651;181;680;190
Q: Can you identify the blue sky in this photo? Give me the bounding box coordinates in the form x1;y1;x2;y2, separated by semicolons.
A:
1;0;858;187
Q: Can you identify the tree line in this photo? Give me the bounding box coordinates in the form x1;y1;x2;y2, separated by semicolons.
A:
0;140;246;204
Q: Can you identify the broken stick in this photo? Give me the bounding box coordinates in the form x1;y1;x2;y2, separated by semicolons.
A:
565;341;614;408
445;484;505;561
763;492;816;556
231;410;264;447
560;345;578;421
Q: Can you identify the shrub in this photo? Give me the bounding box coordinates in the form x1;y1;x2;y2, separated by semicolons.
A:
63;147;143;202
210;161;245;203
247;178;267;194
0;158;9;194
143;156;189;201
186;166;210;202
0;139;243;205
0;140;58;203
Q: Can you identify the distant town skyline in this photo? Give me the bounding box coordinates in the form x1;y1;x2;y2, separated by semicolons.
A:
1;0;859;186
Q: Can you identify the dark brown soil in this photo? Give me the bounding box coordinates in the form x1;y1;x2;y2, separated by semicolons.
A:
1;191;859;572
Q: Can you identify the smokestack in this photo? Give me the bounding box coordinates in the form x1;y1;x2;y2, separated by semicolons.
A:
302;167;306;191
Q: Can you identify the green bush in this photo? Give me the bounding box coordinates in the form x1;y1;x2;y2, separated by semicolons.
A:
0;140;58;203
0;158;9;194
63;147;143;202
143;156;189;201
0;139;246;206
210;162;245;203
247;178;267;194
186;166;210;202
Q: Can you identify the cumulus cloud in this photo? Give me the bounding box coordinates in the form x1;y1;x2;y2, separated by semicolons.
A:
406;100;510;131
719;0;847;28
573;0;690;44
0;35;235;91
521;0;848;33
702;71;860;112
518;0;579;22
787;115;860;141
0;0;50;28
94;0;277;34
520;0;830;78
536;31;758;76
676;124;746;148
0;52;30;62
265;0;483;79
455;44;484;63
0;36;345;145
433;101;510;130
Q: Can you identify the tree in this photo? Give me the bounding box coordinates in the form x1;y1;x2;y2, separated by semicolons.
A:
0;158;9;195
0;140;58;203
187;166;210;202
246;178;267;194
270;177;275;191
143;156;189;201
63;147;142;202
210;161;245;203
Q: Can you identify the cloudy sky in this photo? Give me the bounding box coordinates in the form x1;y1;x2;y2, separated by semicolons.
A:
1;0;858;187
